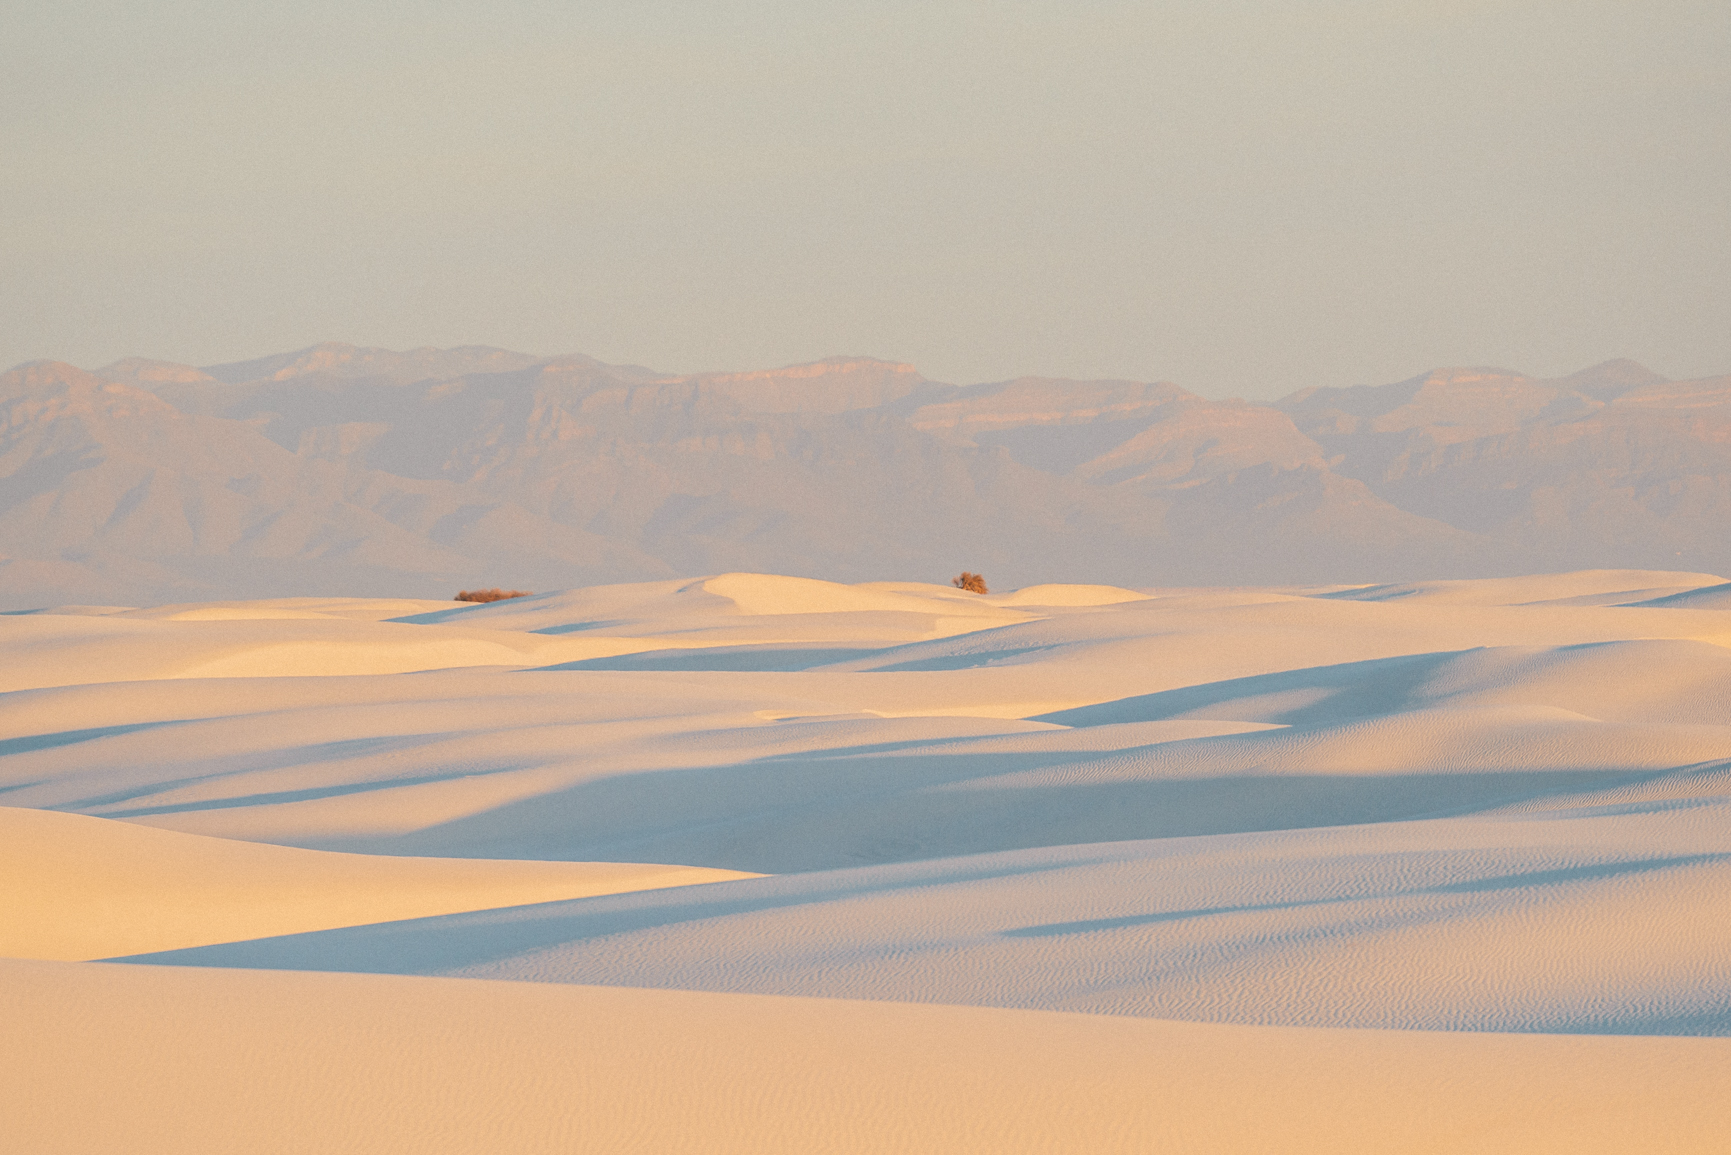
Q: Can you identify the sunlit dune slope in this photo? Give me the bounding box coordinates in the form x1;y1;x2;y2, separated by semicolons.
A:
1033;638;1731;727
397;572;1037;642
1317;569;1725;606
4;571;1730;865
1631;581;1731;609
0;672;1060;851
6;960;1728;1155
111;596;459;621
0;574;1055;694
0;613;660;692
131;776;1731;1034
0;807;754;961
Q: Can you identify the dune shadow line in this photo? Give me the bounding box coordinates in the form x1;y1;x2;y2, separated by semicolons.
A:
0;721;175;758
1003;853;1731;937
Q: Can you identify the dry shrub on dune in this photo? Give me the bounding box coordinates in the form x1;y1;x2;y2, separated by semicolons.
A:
454;588;533;603
952;572;988;594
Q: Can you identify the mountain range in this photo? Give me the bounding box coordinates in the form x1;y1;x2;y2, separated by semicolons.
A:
2;344;1726;607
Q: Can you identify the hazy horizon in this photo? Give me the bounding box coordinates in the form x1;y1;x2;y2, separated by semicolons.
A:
5;1;1728;400
18;339;1716;401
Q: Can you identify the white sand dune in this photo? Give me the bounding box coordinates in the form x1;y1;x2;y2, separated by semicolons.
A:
9;961;1729;1155
0;612;681;692
983;582;1151;606
1629;580;1731;609
128;785;1731;1034
0;672;1059;849
1317;569;1727;606
16;597;460;620
1036;638;1731;726
0;573;1055;696
111;596;459;621
0;806;754;960
704;572;1014;618
5;637;1728;867
397;572;1036;646
6;568;1731;1149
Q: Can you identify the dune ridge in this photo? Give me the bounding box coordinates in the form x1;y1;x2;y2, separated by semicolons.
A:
6;960;1730;1155
0;807;755;960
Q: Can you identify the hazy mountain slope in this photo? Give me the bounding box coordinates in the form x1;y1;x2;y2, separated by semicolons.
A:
1073;398;1327;489
4;355;1161;602
201;343;547;386
4;345;1727;607
1155;464;1485;583
1275;362;1731;573
95;351;1172;584
0;362;452;589
902;376;1331;491
0;362;665;605
338;358;1156;584
904;377;1190;474
898;373;1477;582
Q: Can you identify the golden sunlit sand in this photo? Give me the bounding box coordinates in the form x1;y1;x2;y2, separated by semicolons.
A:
0;807;755;961
7;960;1729;1155
5;570;1731;1150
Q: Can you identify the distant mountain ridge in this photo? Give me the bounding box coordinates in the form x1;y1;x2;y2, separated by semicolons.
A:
1;343;1725;606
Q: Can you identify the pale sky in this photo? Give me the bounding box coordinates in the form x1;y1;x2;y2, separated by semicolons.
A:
3;1;1727;398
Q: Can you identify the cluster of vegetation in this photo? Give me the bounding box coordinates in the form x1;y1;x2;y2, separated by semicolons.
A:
454;588;533;603
952;572;988;594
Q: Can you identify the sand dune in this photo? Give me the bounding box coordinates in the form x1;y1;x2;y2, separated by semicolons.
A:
1630;580;1731;609
704;573;1012;619
5;574;1730;866
982;582;1151;606
0;612;683;692
111;596;459;621
0;806;753;960
1318;569;1726;606
129;791;1731;1035
11;669;1722;867
6;568;1731;1149
399;572;1036;644
1039;638;1731;727
9;961;1728;1155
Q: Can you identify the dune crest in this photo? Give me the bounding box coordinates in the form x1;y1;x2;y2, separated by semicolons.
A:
0;807;756;961
7;961;1729;1155
988;583;1151;606
702;572;1019;620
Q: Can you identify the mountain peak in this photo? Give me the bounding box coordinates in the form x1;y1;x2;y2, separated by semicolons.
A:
200;343;543;385
675;357;928;414
685;356;921;382
1556;358;1666;401
1;359;179;417
94;358;217;388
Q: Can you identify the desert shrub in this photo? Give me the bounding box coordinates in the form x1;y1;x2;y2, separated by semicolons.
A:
952;572;988;594
454;588;533;603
